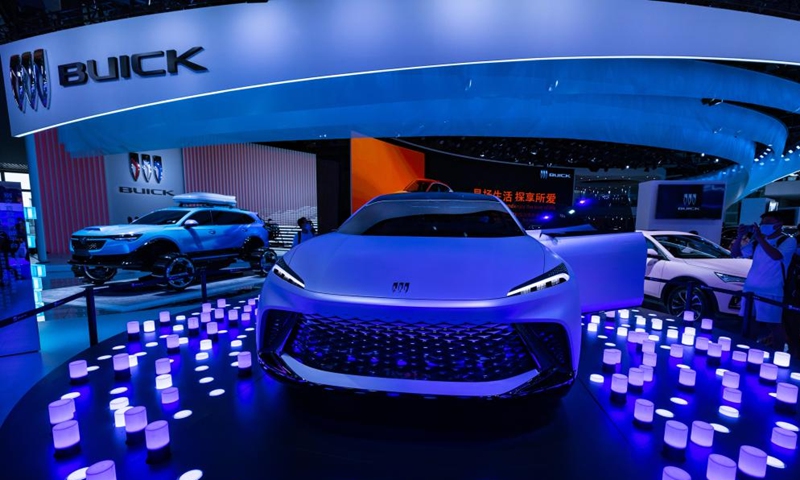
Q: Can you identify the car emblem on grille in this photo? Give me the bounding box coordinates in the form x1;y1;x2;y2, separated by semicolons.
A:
392;282;410;293
79;237;87;246
129;153;140;181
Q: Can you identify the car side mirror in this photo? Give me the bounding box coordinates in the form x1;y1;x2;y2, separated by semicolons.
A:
184;219;199;228
647;248;660;259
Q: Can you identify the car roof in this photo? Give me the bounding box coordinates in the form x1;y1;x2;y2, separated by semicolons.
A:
637;230;699;236
367;192;498;203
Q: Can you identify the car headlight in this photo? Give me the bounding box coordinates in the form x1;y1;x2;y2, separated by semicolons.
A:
715;272;746;283
108;234;142;242
507;263;570;297
272;256;305;289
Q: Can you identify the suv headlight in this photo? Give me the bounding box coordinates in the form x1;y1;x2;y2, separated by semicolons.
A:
108;234;142;242
507;263;570;297
272;257;305;289
715;272;746;283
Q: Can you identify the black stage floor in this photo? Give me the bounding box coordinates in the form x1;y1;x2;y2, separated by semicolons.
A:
1;303;798;479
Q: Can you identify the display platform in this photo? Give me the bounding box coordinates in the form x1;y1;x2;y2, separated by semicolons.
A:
1;302;798;480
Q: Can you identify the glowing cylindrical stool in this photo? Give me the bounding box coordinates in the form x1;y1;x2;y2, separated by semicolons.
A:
69;360;88;383
707;454;736;480
200;312;211;324
159;311;170;324
640;365;654;382
86;460;116;480
155;358;171;375
166;334;180;352
701;318;713;331
587;323;598;333
722;371;740;389
718;336;732;351
628;368;644;388
684;327;696;336
642;340;656;354
760;363;778;382
652;318;663;330
143;320;155;333
188;317;200;336
667;329;679;340
664;420;688;449
216;298;227;308
173;324;184;333
238;351;253;376
231;339;242;348
202;302;212;312
771;427;797;450
200;339;212;351
695;336;710;352
228;310;239;324
53;419;80;454
195;352;209;361
732;351;747;363
617;326;629;338
611;374;628;395
241;312;251;322
207;322;218;336
124;406;147;443
112;353;130;378
590;314;601;324
127;321;140;339
145;420;171;462
214;308;225;320
114;406;132;428
679;368;696;388
723;388;742;404
670;344;684;359
737;445;767;478
634;398;654;425
603;349;621;367
747;349;764;366
48;399;75;425
161;387;179;405
155;374;172;390
690;420;714;447
777;382;798;405
662;466;690;480
109;397;129;411
707;342;722;358
774;352;791;368
643;352;657;367
683;310;695;322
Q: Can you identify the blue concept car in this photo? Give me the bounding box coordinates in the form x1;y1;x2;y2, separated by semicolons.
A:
257;193;644;399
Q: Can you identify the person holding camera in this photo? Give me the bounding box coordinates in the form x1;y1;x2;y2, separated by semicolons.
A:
731;212;797;350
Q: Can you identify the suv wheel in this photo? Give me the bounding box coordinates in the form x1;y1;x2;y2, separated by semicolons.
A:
82;266;117;285
250;248;277;275
665;283;711;319
152;253;196;291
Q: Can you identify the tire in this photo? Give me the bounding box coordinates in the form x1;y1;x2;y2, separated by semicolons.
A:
152;253;196;291
665;283;712;319
250;248;277;275
82;266;117;285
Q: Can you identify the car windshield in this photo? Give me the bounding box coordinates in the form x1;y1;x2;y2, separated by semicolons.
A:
132;209;189;225
653;234;732;259
404;180;432;192
338;199;525;237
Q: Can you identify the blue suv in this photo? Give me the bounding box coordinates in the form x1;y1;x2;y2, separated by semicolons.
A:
69;193;275;290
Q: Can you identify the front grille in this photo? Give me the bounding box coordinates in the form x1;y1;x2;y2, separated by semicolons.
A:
283;314;537;382
71;237;106;251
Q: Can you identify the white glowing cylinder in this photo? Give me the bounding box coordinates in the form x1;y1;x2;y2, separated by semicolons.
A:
114;406;132;428
128;355;138;368
670;344;684;358
627;331;642;344
145;420;170;450
701;318;713;330
48;399;75;424
248;298;257;306
52;420;80;449
195;352;209;361
155;374;173;390
202;302;212;312
652;318;663;330
603;348;621;366
238;351;252;369
682;311;694;322
667;329;679;340
718;336;732;351
634;398;654;423
166;335;180;350
747;349;764;365
611;374;628;394
617;326;628;338
664;420;688;449
777;382;798;404
708;342;722;358
760;363;778;382
241;312;251;322
200;312;211;324
188;317;199;330
143;320;155;333
640;364;654;382
155;358;171;375
161;387;179;405
243;305;252;313
216;298;226;308
200;340;212;351
231;340;242;348
722;371;740;389
587;323;598;333
636;316;647;327
86;460;116;480
173;325;184;333
628;367;644;387
109;397;129;411
723;387;742;403
679;368;696;387
684;327;696;336
229;310;239;322
207;322;218;335
694;336;710;351
681;333;695;346
662;466;690;480
214;308;225;320
124;406;147;434
771;427;797;450
774;352;791;368
159;311;170;324
618;309;630;319
690;420;714;447
69;360;88;380
112;354;130;372
590;314;601;324
706;454;736;480
126;322;140;335
643;352;657;367
642;340;656;354
737;445;767;478
732;351;747;363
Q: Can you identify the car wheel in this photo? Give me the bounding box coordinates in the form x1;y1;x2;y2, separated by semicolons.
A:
82;266;117;285
250;248;277;275
152;253;196;291
665;284;711;319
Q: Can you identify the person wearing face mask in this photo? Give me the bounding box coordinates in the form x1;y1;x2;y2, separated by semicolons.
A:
782;223;800;356
731;212;797;350
292;217;316;247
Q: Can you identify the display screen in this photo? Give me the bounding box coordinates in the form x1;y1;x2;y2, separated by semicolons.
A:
655;184;725;220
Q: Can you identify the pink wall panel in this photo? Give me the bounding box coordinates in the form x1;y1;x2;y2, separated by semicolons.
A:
183;144;317;225
35;130;109;255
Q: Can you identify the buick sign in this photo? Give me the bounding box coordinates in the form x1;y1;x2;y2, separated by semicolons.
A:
8;49;50;113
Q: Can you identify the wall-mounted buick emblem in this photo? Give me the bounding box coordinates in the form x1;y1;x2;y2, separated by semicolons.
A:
128;153;163;183
392;282;410;294
8;49;51;113
683;193;697;206
540;169;548;180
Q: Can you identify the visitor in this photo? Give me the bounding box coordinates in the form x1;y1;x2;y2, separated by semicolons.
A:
782;223;800;356
292;217;315;247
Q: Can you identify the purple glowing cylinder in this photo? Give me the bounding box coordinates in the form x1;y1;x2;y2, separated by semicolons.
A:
216;298;227;308
242;312;251;322
723;387;742;404
678;368;696;387
229;310;239;322
238;351;253;369
690;420;714;447
145;420;170;450
707;454;736;480
158;311;170;324
143;320;155;333
48;399;74;425
112;354;130;372
732;351;747;363
603;348;621;366
161;387;179;405
695;336;710;351
86;460;116;480
634;398;654;423
124;406;147;434
611;373;628;394
202;302;212;313
737;445;767;478
640;364;654;382
664;420;688;449
587;323;598;333
207;322;218;335
747;348;764;365
682;310;695;322
52;420;80;449
777;382;798;404
173;324;184;333
759;363;778;381
200;312;211;324
651;318;663;330
166;335;180;350
643;352;657;367
718;336;732;351
155;358;171;376
670;344;684;359
701;318;713;330
248;298;257;306
628;367;644;387
771;427;797;449
707;342;722;358
662;466;690;480
126;322;140;335
722;371;740;389
642;340;656;354
188;317;199;330
214;308;225;320
68;360;88;380
616;326;629;338
243;305;253;313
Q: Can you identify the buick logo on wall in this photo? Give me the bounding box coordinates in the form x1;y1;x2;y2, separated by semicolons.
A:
392;282;410;294
129;153;163;183
540;169;549;180
8;49;51;113
683;193;697;206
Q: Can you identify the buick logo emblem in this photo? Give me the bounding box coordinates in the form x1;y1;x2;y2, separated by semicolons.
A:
128;153;163;183
683;193;697;206
392;282;410;294
129;153;140;181
153;156;163;184
8;49;51;113
141;155;153;183
540;169;548;180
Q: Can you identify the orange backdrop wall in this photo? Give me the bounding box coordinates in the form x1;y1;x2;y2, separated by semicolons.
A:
351;137;425;212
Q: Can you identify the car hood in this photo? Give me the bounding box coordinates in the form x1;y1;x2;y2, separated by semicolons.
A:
681;258;752;277
284;233;551;300
72;224;167;236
